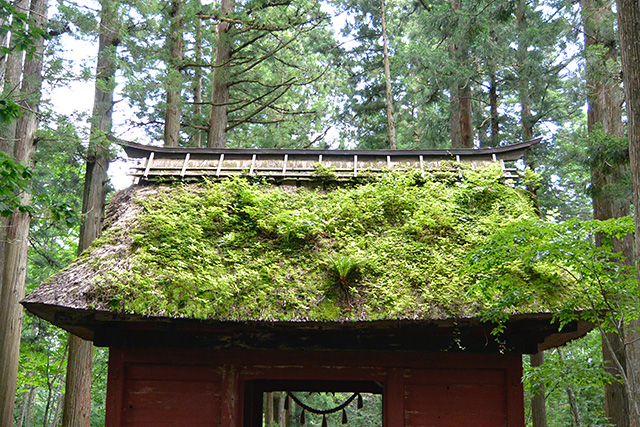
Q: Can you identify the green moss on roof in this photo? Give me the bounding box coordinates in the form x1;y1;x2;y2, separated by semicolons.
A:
85;166;538;321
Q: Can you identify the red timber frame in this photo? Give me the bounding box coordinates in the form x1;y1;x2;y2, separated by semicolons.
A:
106;348;525;426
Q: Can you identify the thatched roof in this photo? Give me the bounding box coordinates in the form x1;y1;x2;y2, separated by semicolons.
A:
23;163;593;353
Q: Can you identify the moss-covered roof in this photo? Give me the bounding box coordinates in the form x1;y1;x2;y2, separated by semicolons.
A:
25;166;543;323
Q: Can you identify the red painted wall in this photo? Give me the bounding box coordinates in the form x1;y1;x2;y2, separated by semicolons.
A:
106;349;523;426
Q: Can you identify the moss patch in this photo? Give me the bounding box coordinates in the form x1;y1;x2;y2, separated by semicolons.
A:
92;166;537;321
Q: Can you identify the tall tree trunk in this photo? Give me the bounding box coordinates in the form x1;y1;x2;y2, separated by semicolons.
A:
264;392;274;426
381;0;396;149
566;385;582;426
207;0;234;148
0;1;46;424
516;0;534;142
164;0;184;147
530;352;548;427
489;69;499;145
582;1;634;425
449;0;472;148
50;392;63;427
62;336;93;427
192;13;203;148
1;0;30;155
23;387;35;427
449;63;472;148
62;1;118;425
0;0;30;299
459;82;472;146
557;349;582;427
18;387;35;427
277;391;286;427
450;82;462;147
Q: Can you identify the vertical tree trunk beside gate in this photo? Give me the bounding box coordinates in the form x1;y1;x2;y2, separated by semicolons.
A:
0;0;46;424
62;0;119;425
0;0;30;155
208;0;234;148
516;0;534;142
381;0;396;150
489;70;499;145
582;1;635;424
613;0;640;423
449;0;472;148
192;12;203;148
0;0;31;301
164;0;184;147
530;351;548;427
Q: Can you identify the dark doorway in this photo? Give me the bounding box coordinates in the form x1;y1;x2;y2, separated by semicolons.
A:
244;380;383;426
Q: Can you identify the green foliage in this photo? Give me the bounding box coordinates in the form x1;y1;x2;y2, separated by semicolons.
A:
0;0;49;124
90;166;537;321
285;392;382;426
585;125;628;170
533;124;594;221
466;215;637;329
329;254;362;286
0;98;23;123
0;152;32;216
311;162;337;180
336;0;578;148
0;0;48;58
15;120;96;426
524;332;613;426
117;0;341;148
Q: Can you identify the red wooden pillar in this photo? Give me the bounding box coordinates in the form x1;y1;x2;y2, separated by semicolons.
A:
105;348;124;427
221;364;240;426
385;368;405;427
506;355;525;426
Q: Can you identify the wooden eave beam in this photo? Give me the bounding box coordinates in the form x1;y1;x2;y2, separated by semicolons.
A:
21;302;591;354
117;138;542;163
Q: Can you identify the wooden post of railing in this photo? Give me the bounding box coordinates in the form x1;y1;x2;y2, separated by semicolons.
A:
180;153;190;177
143;152;155;179
216;154;224;177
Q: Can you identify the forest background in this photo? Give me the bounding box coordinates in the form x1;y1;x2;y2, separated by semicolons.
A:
1;0;640;425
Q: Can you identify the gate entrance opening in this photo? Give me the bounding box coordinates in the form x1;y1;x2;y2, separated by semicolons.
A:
244;380;383;427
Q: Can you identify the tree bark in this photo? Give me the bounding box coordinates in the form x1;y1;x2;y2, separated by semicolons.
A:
516;0;534;142
24;387;35;427
449;69;473;148
566;384;582;426
277;391;286;427
582;1;634;424
62;1;118;425
62;335;93;427
381;0;397;149
489;69;499;145
50;392;63;427
613;0;640;422
449;0;472;148
18;387;35;427
449;82;462;147
207;0;234;148
0;0;31;301
264;392;273;426
624;321;640;426
0;0;30;155
530;351;548;427
459;82;472;146
557;349;582;427
0;0;46;424
164;0;184;147
192;12;203;148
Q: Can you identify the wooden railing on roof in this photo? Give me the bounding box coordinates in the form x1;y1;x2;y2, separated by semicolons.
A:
119;138;542;184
